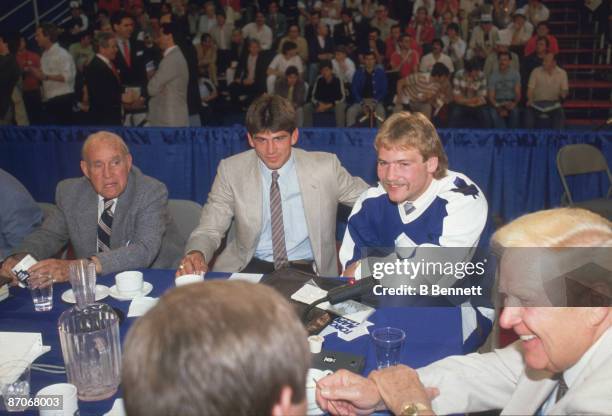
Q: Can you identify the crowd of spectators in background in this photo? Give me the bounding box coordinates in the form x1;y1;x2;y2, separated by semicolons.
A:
0;0;608;129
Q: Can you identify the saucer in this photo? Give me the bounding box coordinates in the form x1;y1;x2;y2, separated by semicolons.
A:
61;285;110;303
109;282;153;301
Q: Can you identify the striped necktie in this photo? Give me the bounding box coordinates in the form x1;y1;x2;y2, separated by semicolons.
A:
555;375;568;403
97;199;114;253
270;171;289;269
404;202;415;215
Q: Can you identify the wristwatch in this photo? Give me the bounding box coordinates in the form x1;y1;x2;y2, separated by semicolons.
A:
399;402;430;416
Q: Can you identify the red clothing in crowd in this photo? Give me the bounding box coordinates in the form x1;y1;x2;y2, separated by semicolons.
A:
435;0;459;17
15;49;41;92
406;21;436;47
391;49;420;78
385;36;422;63
524;34;559;56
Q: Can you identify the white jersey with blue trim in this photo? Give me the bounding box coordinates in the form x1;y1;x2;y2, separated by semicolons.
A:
339;170;488;270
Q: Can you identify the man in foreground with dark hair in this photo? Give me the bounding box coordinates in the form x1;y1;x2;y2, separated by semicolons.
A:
176;94;368;276
123;280;311;416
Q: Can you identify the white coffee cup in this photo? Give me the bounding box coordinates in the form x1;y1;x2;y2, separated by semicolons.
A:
37;383;78;416
115;271;144;295
306;368;332;415
175;274;204;287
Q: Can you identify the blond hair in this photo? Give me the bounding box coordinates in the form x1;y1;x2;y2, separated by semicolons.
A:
374;112;448;179
492;208;612;248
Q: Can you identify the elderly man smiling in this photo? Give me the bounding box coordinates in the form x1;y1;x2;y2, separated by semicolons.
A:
317;207;612;415
0;131;181;286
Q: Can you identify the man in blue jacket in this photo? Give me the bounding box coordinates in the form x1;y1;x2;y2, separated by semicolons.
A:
347;52;387;127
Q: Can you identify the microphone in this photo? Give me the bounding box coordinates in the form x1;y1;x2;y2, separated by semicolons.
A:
301;277;376;322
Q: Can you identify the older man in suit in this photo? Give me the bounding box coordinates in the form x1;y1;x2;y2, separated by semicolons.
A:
85;32;123;125
176;94;368;277
316;208;612;416
0;131;182;287
147;22;189;127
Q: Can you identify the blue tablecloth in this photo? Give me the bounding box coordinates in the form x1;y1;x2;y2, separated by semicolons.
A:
0;270;466;415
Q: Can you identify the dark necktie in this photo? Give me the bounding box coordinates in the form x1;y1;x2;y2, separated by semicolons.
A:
555;375;569;403
97;199;114;253
270;171;289;269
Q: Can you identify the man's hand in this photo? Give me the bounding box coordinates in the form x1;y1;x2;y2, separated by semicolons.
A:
316;369;385;416
0;254;25;285
28;259;76;288
176;251;208;277
342;261;360;278
369;365;438;415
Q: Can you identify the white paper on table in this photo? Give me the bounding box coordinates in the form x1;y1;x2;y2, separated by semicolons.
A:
103;398;127;416
338;320;373;341
127;296;159;317
291;285;375;324
228;273;264;283
0;332;50;378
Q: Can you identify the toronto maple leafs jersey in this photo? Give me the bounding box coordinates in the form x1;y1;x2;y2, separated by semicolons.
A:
339;170;488;270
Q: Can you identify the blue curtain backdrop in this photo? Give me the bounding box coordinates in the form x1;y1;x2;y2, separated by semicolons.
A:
1;126;610;243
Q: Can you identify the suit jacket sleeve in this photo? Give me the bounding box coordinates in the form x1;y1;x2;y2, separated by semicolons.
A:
15;183;72;260
417;342;524;415
95;180;168;274
184;159;235;262
147;52;176;97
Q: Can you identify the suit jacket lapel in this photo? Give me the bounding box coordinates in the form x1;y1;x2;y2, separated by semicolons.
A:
294;149;321;264
109;169;136;249
241;151;263;251
76;183;99;255
502;371;557;415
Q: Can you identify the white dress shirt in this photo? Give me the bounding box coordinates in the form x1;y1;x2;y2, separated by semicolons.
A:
41;43;76;101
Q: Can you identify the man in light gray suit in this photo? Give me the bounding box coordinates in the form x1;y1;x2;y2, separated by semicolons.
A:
176;95;368;277
0;131;182;286
316;208;612;416
147;22;189;127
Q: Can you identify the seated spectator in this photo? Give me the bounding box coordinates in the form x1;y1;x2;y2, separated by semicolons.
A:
525;53;568;129
419;38;454;73
267;41;303;93
332;45;356;87
333;9;359;52
307;22;335;83
304;60;347;127
278;24;309;64
321;0;342;28
359;27;386;66
198;71;218;125
518;0;550;26
390;34;421;78
371;4;398;40
122;280;311;416
468;14;499;60
406;7;436;51
484;33;519;77
229;40;268;110
413;0;436;17
242;12;273;50
487;51;521;128
395;62;451;120
210;11;234;74
347;52;387;127
196;33;218;85
63;2;90;44
384;24;402;64
435;0;459;18
0;131;181;286
434;10;456;39
317;208;612;416
524;21;559;56
442;22;466;70
522;35;548;91
197;1;217;36
0;169;43;262
228;28;245;65
266;1;288;40
69;31;95;73
219;0;242;26
304;11;322;46
357;0;377;21
449;58;489;128
492;0;516;28
275;66;307;126
506;10;533;48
